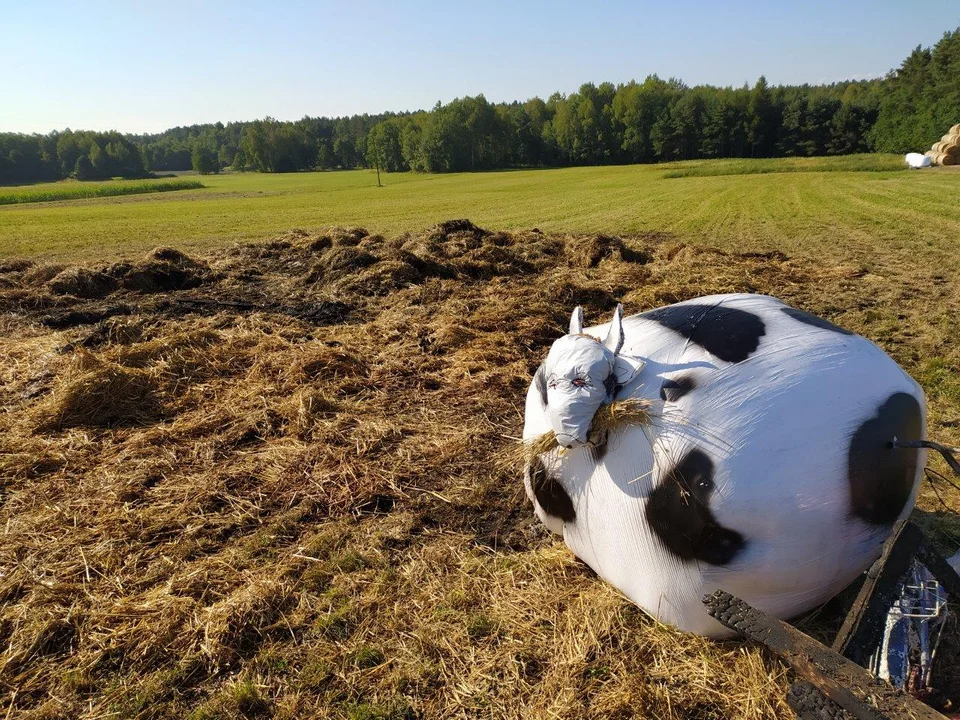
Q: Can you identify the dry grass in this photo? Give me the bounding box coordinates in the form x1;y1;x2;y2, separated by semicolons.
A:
1;220;960;719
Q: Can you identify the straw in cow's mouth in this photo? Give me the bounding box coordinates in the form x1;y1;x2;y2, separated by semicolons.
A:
523;397;655;459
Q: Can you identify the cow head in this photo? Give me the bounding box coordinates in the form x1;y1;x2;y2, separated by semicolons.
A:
541;304;644;449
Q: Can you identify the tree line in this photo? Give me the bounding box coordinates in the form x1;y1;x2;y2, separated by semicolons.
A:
1;27;957;185
0;130;148;184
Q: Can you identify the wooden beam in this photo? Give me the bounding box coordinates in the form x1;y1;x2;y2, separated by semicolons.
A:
703;590;947;720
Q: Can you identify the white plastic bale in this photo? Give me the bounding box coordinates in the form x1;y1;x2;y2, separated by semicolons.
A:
905;152;932;168
523;293;927;637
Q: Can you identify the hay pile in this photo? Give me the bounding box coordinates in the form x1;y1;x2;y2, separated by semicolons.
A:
924;123;960;166
0;222;957;718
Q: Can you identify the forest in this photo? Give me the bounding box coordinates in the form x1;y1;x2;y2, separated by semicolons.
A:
0;26;957;185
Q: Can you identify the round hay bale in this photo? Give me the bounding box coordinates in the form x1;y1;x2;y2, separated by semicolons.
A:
933;141;949;154
951;124;960;135
48;267;119;299
930;152;946;166
941;153;957;166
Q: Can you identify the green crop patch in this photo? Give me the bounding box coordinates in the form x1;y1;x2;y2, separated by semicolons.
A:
0;178;205;206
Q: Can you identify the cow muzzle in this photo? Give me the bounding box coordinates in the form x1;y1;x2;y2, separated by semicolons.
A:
555;431;589;449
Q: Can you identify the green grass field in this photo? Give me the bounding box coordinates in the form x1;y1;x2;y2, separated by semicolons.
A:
2;155;958;265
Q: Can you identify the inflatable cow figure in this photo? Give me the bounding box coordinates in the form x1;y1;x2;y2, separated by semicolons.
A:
523;294;926;637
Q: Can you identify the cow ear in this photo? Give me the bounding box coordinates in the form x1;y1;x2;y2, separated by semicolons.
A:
568;306;584;335
603;304;624;354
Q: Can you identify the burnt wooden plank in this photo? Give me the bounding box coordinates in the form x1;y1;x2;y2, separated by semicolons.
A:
703;590;947;720
832;520;922;665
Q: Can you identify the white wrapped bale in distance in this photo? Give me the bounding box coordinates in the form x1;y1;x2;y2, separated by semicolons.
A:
523;294;926;637
905;152;932;168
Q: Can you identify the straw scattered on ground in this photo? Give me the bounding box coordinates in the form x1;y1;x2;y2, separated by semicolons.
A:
2;220;960;719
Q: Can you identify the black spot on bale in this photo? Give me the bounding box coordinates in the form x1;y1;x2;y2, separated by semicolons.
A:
781;307;854;336
645;449;745;566
848;392;923;524
534;364;549;407
641;303;765;363
660;376;696;402
529;457;575;522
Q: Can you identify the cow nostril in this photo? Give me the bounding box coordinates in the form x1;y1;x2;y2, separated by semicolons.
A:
555;433;581;450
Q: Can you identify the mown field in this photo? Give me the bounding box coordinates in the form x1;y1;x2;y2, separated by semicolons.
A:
2;159;960;719
1;154;958;262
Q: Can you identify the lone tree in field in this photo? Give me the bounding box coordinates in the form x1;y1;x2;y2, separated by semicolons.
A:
366;127;386;186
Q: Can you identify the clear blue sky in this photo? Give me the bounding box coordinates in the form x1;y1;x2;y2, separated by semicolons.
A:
1;1;957;135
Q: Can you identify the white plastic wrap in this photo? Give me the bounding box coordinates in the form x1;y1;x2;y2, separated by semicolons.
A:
905;152;932;168
523;294;927;637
